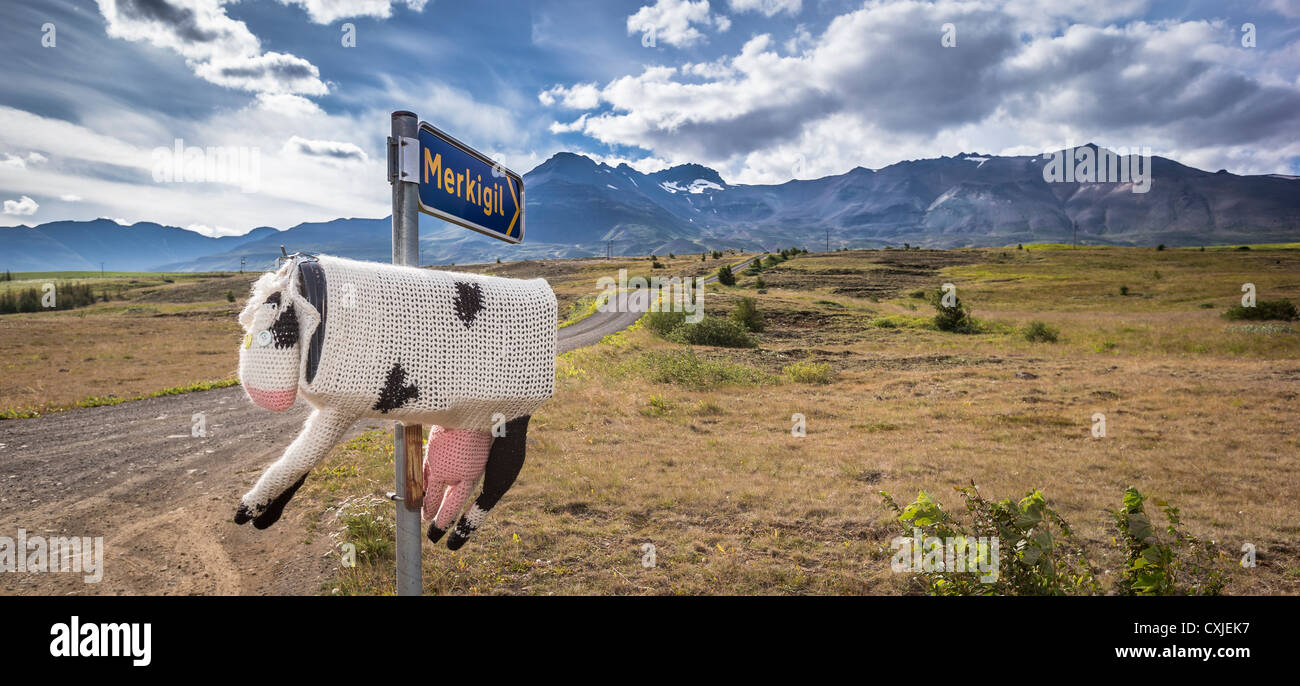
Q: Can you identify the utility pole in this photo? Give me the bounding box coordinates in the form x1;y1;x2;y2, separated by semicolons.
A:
825;229;829;253
389;110;423;597
240;256;245;274
100;262;104;277
1073;221;1078;249
607;240;612;260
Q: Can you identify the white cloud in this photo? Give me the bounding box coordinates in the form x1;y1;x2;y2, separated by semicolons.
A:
185;222;237;236
729;0;801;17
1;152;49;169
550;0;1300;182
60;194;83;202
282;136;369;162
192;52;329;96
538;83;602;109
255;93;325;118
627;0;728;48
276;0;430;24
3;195;39;215
96;0;328;96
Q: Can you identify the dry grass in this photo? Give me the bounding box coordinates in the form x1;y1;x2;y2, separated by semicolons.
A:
315;246;1300;595
5;249;1297;594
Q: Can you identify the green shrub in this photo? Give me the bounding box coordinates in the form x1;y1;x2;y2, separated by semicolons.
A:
716;264;736;286
667;315;755;348
1022;320;1059;342
1222;298;1297;321
732;296;764;332
634;349;772;389
1119;285;1129;296
929;289;978;333
225;289;236;303
782;360;833;384
643;309;687;336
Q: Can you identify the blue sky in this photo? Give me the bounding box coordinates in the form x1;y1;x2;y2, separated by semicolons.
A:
1;0;1297;235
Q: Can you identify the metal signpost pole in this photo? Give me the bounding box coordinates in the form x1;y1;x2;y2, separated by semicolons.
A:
389;110;423;596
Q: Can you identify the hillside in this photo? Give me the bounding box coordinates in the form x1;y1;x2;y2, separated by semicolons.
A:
4;145;1298;271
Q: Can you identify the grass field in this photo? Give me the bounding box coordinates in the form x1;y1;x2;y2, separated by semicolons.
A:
302;246;1300;595
3;247;1297;595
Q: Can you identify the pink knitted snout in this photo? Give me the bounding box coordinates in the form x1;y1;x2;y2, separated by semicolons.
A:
246;386;297;411
422;426;493;527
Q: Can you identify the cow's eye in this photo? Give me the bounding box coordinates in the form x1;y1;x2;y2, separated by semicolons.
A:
255;330;273;347
271;304;299;348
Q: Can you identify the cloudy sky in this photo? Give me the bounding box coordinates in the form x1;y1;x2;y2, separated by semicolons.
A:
1;0;1297;235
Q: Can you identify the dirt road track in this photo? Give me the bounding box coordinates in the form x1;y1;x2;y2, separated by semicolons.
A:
0;284;671;595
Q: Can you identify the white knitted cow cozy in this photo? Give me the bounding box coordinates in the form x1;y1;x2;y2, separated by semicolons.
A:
234;254;555;549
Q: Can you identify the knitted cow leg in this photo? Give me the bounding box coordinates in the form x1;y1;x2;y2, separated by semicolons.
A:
446;415;530;551
422;426;493;544
235;407;355;529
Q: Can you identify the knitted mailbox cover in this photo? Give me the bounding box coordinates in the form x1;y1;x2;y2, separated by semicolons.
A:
234;254;556;549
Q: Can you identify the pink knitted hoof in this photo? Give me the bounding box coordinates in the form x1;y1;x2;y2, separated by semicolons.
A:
421;426;493;526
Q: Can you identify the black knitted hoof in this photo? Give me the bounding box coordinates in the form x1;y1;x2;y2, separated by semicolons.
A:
251;474;307;530
426;523;447;544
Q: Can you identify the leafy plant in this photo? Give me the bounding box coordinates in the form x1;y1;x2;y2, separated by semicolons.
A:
1112;487;1226;596
1222;298;1297;321
782;360;833;384
732;296;764;332
667;315;755;348
880;484;1098;596
1022;320;1059;342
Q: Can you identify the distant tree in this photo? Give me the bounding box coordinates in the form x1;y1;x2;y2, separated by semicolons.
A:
1157;244;1166;251
717;264;736;286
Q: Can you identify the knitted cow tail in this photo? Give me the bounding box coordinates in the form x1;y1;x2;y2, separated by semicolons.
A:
442;415;530;550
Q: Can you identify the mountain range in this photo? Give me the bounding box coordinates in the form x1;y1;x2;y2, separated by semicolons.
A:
4;144;1297;272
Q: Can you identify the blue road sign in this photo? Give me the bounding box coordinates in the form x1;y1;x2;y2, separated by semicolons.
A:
416;122;524;244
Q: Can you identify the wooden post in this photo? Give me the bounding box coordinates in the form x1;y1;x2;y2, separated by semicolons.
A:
403;424;424;506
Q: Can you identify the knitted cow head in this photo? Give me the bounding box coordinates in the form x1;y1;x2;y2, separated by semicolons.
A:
237;262;321;411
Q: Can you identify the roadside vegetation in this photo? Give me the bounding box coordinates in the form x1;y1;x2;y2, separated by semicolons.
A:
5;246;1297;595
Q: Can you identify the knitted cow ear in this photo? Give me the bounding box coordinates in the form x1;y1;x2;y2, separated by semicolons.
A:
287;290;320;344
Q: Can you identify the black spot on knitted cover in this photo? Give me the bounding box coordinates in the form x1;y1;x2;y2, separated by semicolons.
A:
452;281;484;328
271;304;299;348
372;362;420;413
